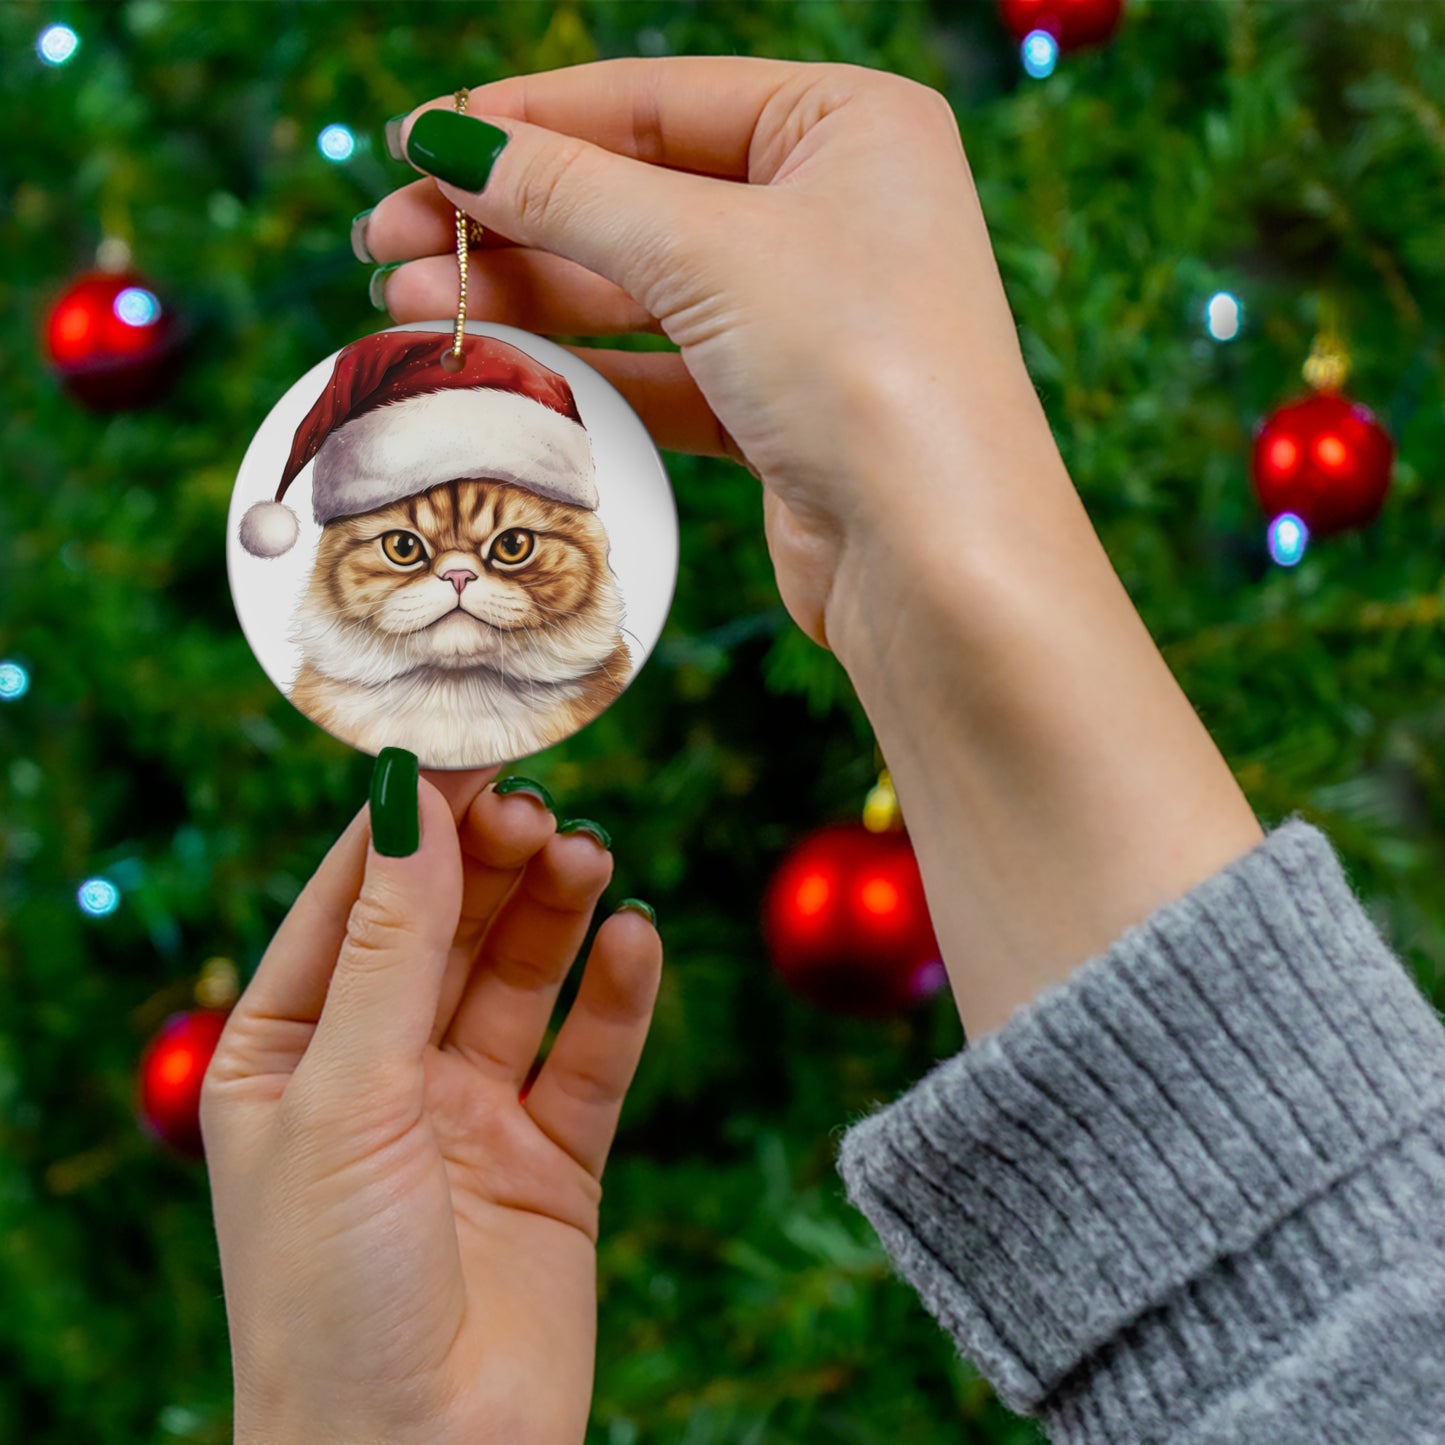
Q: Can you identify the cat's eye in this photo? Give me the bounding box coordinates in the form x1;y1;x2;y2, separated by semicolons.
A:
489;529;535;567
381;531;426;567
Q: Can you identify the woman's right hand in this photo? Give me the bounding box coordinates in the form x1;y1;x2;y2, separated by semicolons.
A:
360;57;1065;658
363;58;1264;1043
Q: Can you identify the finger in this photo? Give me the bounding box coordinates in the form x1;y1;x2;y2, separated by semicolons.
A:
301;777;463;1085
208;805;371;1080
418;56;808;181
379;248;662;337
361;177;521;262
555;346;748;465
420;765;502;825
523;908;663;1180
429;783;558;1048
399;107;757;309
440;828;614;1085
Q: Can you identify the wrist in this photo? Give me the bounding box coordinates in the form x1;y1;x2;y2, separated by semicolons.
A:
822;413;1262;1039
823;373;1077;680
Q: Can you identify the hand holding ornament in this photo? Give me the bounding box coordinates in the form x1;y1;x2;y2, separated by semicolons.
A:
202;759;661;1445
369;57;1262;1041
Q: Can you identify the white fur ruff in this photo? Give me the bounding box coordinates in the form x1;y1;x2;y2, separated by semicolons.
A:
289;573;628;766
305;663;601;766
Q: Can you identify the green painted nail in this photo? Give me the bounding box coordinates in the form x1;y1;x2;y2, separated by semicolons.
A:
350;208;375;264
368;261;403;311
494;775;555;812
559;818;612;851
370;747;419;857
384;113;409;162
405;110;510;192
617;898;656;926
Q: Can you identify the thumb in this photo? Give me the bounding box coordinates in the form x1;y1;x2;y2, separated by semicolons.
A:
303;750;463;1089
399;106;744;316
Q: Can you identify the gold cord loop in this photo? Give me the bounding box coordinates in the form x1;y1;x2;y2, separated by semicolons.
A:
440;87;478;373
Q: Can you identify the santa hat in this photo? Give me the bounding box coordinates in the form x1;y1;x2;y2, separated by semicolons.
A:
239;331;598;558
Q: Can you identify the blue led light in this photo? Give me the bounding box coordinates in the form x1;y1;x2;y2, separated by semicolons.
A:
38;24;79;66
78;878;121;917
1022;30;1059;79
114;287;161;328
318;124;357;162
1267;512;1309;567
0;660;29;700
1205;291;1242;342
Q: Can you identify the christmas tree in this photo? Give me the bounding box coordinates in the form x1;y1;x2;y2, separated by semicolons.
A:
3;3;1443;1441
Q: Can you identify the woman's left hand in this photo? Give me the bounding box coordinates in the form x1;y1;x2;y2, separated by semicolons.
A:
201;763;662;1445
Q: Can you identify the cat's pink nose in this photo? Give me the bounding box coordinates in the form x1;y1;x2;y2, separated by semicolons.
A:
441;568;477;595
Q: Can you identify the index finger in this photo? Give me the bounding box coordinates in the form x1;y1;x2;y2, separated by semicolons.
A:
409;54;808;181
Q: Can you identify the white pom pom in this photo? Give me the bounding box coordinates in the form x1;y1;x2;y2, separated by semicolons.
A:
239;501;299;557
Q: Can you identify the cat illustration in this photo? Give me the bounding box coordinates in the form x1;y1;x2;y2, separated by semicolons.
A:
288;477;630;766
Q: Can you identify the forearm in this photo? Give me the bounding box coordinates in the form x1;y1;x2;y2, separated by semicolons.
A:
827;384;1262;1040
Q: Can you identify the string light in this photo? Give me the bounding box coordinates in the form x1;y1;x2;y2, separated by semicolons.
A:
1022;30;1060;78
0;660;29;701
77;877;121;917
1267;512;1309;567
317;124;356;162
1205;291;1242;341
37;24;79;66
113;287;162;328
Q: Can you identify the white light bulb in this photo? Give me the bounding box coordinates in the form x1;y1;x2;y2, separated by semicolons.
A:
1205;291;1242;342
0;660;29;701
1022;30;1059;80
78;878;121;917
318;124;357;162
1267;512;1308;567
38;24;79;66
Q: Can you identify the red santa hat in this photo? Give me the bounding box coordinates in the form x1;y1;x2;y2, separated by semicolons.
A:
238;331;598;558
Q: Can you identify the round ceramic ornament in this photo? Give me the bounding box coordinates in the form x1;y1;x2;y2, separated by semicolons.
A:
227;320;678;768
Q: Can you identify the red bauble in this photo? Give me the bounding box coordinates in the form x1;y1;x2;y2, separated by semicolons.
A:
763;823;945;1017
44;269;182;410
137;1009;230;1157
998;0;1124;49
1251;392;1394;537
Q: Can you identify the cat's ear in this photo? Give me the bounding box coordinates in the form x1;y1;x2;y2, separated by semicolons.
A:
239;501;300;558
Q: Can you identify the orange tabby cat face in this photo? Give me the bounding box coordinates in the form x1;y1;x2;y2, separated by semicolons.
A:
292;478;625;686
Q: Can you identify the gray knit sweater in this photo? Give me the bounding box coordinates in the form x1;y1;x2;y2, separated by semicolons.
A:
836;818;1445;1443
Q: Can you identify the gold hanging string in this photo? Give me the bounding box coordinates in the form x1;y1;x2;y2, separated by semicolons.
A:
441;87;478;373
1302;292;1350;393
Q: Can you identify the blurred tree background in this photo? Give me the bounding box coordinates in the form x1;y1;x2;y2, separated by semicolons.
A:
2;1;1443;1442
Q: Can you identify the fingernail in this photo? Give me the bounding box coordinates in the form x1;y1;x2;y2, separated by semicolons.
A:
617;898;656;926
558;818;612;851
494;775;555;812
368;261;403;311
405;110;510;192
370;747;420;857
350;208;375;264
384;113;409;162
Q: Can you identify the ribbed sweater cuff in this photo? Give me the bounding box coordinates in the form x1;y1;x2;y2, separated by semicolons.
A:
835;817;1445;1431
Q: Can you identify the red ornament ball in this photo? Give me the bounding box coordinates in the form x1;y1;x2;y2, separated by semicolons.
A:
764;822;945;1017
998;0;1124;49
1251;392;1394;538
44;269;182;410
137;1009;230;1158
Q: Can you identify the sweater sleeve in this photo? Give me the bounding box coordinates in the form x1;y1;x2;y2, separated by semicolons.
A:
835;817;1445;1444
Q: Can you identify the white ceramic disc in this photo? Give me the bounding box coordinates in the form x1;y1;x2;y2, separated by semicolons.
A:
227;321;678;769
